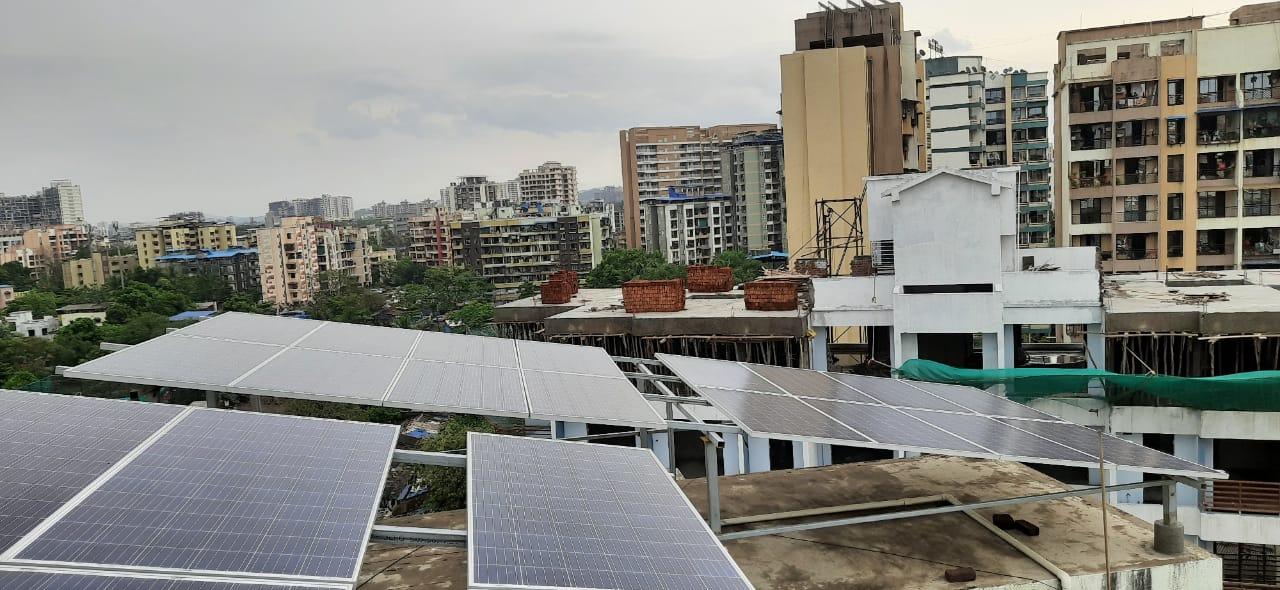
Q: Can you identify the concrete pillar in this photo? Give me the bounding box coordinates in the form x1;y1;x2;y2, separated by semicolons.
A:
723;433;744;476
563;422;588;439
1001;324;1016;369
746;436;771;473
1113;433;1145;505
1085;323;1106;369
894;332;918;367
1155;479;1185;555
1173;435;1201;508
204;391;218;408
810;326;829;371
250;395;263;412
651;432;671;471
796;442;824;468
793;442;805;467
981;332;1000;370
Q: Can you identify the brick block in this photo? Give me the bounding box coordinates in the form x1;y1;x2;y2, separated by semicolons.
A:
744;280;798;311
851;256;874;277
622;279;685;313
540;279;573;304
550;270;579;294
686;266;734;293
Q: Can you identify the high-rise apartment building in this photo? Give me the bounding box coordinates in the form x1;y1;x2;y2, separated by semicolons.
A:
781;2;924;274
0;180;84;230
369;199;436;220
451;213;601;302
135;220;238;268
406;208;455;267
154;248;260;293
582;199;624;250
638;191;735;265
722;131;786;255
619;124;776;248
21;224;91;268
266;195;355;224
440;176;507;213
517;161;578;208
925;58;1052;247
1055;7;1280;272
257;217;321;307
316;224;372;286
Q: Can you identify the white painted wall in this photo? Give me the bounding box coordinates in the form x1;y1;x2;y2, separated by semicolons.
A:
1198;21;1280;76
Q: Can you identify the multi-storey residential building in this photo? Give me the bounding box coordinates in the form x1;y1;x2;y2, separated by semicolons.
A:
619;124;776;248
0;180;84;230
61;252;139;288
0;235;38;269
266;195;355;223
517;161;578;208
582;199;624;250
638;190;734;265
781;2;925;274
135;220;238;268
154;248;260;292
407;208;455;267
925;57;1053;247
22;224;90;268
451;212;601;302
1056;5;1280;272
257;217;321;307
316;224;372;285
440;176;508;213
722;130;786;255
369;199;436;220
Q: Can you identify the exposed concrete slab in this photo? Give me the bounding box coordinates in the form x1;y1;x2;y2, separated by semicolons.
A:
1105;271;1280;335
357;455;1214;590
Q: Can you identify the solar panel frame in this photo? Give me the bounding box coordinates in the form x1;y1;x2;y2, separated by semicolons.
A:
655;353;1226;479
0;567;347;590
466;432;754;590
10;408;398;586
63;313;666;429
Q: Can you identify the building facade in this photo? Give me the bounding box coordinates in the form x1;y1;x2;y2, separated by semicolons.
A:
925;57;1053;247
582;199;624;250
1055;7;1280;272
781;2;925;274
135;220;238;269
619;124;777;248
517;161;578;208
22;224;91;269
722;131;786;255
257;217;321;307
62;252;139;288
451;213;601;302
440;176;507;213
0;180;84;231
638;191;735;265
155;248;261;292
266;195;355;223
316;224;372;286
407;208;455;267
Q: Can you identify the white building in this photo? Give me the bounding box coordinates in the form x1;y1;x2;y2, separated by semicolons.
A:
45;180;85;225
6;310;59;339
517;161;578;208
637;190;734;264
808;167;1104;371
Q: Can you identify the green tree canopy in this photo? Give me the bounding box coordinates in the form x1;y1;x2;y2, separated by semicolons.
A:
517;281;538;299
221;291;274;314
0;262;37;291
403;266;492;316
305;272;387;325
416;415;495;511
446;301;494;334
584;249;685;288
5;290;58;317
711;250;764;286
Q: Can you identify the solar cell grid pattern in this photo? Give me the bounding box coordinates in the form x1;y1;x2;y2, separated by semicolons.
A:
65;313;665;428
469;434;751;590
18;410;396;580
0;571;335;590
0;391;182;552
655;354;1222;477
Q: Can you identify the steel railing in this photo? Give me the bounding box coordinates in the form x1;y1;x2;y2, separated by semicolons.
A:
1203;480;1280;515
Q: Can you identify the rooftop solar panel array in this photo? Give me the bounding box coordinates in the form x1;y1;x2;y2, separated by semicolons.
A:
64;312;665;429
468;433;753;590
0;390;398;589
656;354;1224;479
0;569;340;590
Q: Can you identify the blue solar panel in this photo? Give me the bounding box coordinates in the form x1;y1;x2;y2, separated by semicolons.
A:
0;570;334;590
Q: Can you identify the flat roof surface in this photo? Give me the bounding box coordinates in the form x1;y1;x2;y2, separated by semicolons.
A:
1104;270;1280;333
501;289;802;319
496;289;808;337
357;455;1213;590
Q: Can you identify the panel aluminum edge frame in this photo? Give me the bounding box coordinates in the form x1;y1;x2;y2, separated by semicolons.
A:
0;565;351;589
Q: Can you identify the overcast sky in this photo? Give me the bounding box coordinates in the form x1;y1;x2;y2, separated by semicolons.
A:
0;1;1230;223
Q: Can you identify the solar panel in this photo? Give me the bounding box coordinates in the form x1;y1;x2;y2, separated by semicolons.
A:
656;354;1224;479
0;391;183;553
467;433;752;590
16;409;396;581
64;313;665;428
0;569;339;590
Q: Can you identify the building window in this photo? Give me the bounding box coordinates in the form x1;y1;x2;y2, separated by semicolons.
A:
986;110;1006;125
1167;118;1185;145
1167;194;1184;220
1077;48;1106;65
1160;39;1185;56
985;88;1005;104
1027;85;1046;99
1167;231;1184;257
1245;189;1275;217
1168;155;1184;182
1167;79;1184;106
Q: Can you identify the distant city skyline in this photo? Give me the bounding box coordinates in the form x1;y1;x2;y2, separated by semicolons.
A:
1;1;1228;223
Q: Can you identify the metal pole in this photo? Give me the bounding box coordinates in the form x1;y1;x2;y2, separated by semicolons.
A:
665;401;676;476
1099;429;1112;590
703;435;722;533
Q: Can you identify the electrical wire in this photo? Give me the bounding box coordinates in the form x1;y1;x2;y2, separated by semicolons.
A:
774;533;1058;589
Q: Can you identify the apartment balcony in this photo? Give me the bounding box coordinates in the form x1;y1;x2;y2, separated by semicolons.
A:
1070;137;1111;151
1117;171;1159;186
1069;175;1112;189
1203;480;1280;516
1199;129;1242;146
1197;203;1238;220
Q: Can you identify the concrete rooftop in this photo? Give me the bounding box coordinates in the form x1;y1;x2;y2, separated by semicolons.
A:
1104;270;1280;334
357;455;1214;590
495;288;808;337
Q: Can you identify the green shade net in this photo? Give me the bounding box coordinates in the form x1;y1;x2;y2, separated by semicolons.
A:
896;359;1280;412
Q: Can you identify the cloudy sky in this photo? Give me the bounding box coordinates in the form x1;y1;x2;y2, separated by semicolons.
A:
1;1;1229;223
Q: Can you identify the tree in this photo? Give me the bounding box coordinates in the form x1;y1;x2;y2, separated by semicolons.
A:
712;250;764;285
222;291;274;314
386;259;426;287
5;290;58;318
517;281;538;299
305;272;386;324
282;399;404;424
416;415;495;511
446;301;494;334
409;267;492;316
584;249;685;288
98;312;170;345
52;318;103;366
2;370;39;389
0;262;36;290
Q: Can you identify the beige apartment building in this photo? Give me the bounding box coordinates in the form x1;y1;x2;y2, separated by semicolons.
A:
1056;4;1280;271
316;224;372;286
781;2;925;274
22;224;91;269
451;213;601;302
517;161;579;208
257;217;321;307
619;124;776;247
135;220;237;268
406;208;454;267
62;252;139;288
